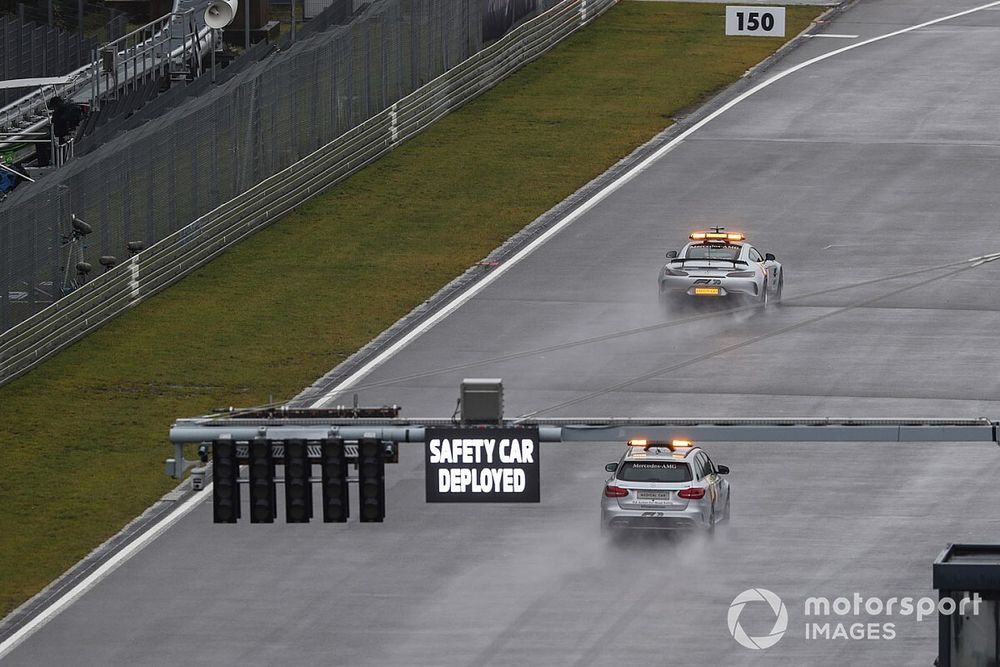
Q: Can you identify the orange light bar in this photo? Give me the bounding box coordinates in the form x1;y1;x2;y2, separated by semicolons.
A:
627;438;694;451
689;231;745;243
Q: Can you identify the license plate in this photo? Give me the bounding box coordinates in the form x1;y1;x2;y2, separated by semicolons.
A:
637;491;671;501
694;287;720;296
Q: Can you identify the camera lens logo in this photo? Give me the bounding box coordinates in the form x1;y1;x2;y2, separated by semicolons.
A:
728;588;788;650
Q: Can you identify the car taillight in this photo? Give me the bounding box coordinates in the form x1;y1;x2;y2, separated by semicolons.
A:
604;485;629;498
677;487;705;499
664;267;688;276
726;270;755;277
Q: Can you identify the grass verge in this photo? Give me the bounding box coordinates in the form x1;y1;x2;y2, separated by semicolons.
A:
0;1;823;616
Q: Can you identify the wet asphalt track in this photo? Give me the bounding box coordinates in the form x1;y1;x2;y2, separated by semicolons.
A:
6;0;1000;664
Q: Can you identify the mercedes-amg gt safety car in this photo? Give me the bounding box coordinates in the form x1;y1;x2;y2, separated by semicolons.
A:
658;228;783;305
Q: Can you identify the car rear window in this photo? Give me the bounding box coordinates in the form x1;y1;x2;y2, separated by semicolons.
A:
685;244;740;261
617;461;692;482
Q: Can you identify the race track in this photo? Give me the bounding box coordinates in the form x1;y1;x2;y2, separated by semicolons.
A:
5;0;1000;664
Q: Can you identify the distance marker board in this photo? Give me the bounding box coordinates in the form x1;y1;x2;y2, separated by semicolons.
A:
725;6;785;37
425;427;540;503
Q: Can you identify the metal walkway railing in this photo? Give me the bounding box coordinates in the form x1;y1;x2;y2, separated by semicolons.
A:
0;6;213;159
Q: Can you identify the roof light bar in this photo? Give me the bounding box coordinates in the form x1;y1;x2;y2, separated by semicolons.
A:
627;438;695;451
689;230;745;243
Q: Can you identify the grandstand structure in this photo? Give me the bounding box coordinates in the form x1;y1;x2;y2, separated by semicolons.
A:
1;0;214;170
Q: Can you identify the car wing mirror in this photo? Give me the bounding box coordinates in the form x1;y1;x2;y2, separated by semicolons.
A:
717;464;730;475
765;253;775;262
604;462;618;473
665;250;678;259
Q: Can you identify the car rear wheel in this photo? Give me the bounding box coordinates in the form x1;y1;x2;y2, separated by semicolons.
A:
723;494;731;522
775;273;784;305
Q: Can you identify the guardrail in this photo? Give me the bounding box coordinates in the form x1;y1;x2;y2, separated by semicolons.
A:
0;0;616;387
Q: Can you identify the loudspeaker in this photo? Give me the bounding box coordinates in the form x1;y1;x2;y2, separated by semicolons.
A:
205;0;238;28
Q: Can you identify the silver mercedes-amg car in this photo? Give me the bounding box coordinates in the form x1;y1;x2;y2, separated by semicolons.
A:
600;439;731;534
658;228;783;306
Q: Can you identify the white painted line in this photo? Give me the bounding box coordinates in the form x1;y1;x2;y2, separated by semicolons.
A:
310;0;1000;408
0;485;213;661
806;33;859;38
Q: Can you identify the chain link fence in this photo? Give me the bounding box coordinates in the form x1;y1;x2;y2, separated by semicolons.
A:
1;0;567;333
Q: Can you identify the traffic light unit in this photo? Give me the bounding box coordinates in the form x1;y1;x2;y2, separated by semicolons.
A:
212;437;240;523
248;437;276;523
357;436;386;523
320;437;349;522
283;439;313;523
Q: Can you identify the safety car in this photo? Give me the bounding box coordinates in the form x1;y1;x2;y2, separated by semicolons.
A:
658;228;783;305
600;439;731;534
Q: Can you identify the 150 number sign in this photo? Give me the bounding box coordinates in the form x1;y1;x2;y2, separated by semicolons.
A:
726;6;785;37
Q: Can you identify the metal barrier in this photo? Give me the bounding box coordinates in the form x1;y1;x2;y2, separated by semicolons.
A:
0;0;616;386
165;414;1000;479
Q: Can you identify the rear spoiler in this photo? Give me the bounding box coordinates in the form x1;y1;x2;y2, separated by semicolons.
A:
669;258;748;266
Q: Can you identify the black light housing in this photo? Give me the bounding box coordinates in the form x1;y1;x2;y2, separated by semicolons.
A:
283;439;312;523
248;437;276;523
320;438;349;523
212;438;240;523
357;437;385;522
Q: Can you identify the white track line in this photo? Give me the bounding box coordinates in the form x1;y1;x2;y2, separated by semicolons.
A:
6;2;1000;660
806;33;859;38
310;0;1000;408
0;485;212;661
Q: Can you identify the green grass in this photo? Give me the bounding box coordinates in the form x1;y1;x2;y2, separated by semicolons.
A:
0;1;823;615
